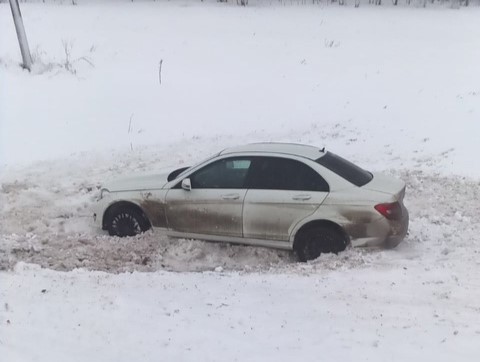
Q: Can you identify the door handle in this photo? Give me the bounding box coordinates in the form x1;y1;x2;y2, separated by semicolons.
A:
292;194;311;201
222;193;240;200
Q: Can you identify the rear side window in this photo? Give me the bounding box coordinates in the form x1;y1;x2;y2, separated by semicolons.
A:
316;152;372;187
247;157;329;192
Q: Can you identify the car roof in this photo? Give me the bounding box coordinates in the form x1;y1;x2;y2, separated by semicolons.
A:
219;143;326;160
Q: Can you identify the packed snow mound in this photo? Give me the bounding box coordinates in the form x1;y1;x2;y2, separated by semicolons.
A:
2;144;479;273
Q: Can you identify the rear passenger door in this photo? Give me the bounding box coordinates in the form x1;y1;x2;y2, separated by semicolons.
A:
243;157;329;241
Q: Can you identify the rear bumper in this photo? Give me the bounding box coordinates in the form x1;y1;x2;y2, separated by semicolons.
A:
350;208;409;249
384;208;409;248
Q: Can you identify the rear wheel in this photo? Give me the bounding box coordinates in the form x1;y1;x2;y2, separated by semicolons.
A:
105;205;151;237
294;225;348;262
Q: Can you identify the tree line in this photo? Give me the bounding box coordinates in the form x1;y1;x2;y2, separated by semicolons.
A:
0;0;476;7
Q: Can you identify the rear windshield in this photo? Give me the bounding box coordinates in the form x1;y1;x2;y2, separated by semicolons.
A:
316;152;373;187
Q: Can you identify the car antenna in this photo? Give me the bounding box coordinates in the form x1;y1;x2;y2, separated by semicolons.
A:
320;147;325;152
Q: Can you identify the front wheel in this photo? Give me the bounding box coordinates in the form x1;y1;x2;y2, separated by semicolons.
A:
106;205;151;237
294;225;348;262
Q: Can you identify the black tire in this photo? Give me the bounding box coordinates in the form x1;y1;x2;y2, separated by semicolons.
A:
294;225;348;262
106;205;151;237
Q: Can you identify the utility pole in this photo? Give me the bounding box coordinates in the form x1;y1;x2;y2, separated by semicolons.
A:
9;0;33;71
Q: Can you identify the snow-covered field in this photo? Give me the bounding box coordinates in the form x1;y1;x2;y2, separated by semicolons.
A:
1;1;480;361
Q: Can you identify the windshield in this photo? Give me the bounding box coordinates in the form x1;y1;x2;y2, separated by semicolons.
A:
173;151;222;180
316;152;373;187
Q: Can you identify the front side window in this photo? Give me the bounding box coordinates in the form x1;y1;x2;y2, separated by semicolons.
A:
189;158;252;189
247;157;329;192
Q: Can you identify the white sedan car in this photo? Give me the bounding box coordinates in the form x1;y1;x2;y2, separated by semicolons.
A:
94;143;409;261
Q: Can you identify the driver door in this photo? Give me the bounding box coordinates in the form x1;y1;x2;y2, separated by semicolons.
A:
165;157;252;237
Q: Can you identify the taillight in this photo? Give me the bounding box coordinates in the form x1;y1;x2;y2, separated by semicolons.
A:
375;202;402;220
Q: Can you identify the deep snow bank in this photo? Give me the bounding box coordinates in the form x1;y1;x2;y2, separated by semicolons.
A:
1;138;479;273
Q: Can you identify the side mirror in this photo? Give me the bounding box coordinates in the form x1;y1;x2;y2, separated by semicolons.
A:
181;178;192;191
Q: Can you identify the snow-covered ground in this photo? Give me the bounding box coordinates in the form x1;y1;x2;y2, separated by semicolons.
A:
2;2;480;175
1;2;480;361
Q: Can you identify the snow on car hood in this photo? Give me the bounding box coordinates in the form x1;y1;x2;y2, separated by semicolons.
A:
104;172;170;192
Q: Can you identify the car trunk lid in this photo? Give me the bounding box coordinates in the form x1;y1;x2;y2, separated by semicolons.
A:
362;173;406;201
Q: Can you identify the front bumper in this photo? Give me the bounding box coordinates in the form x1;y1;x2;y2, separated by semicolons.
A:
92;199;108;229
